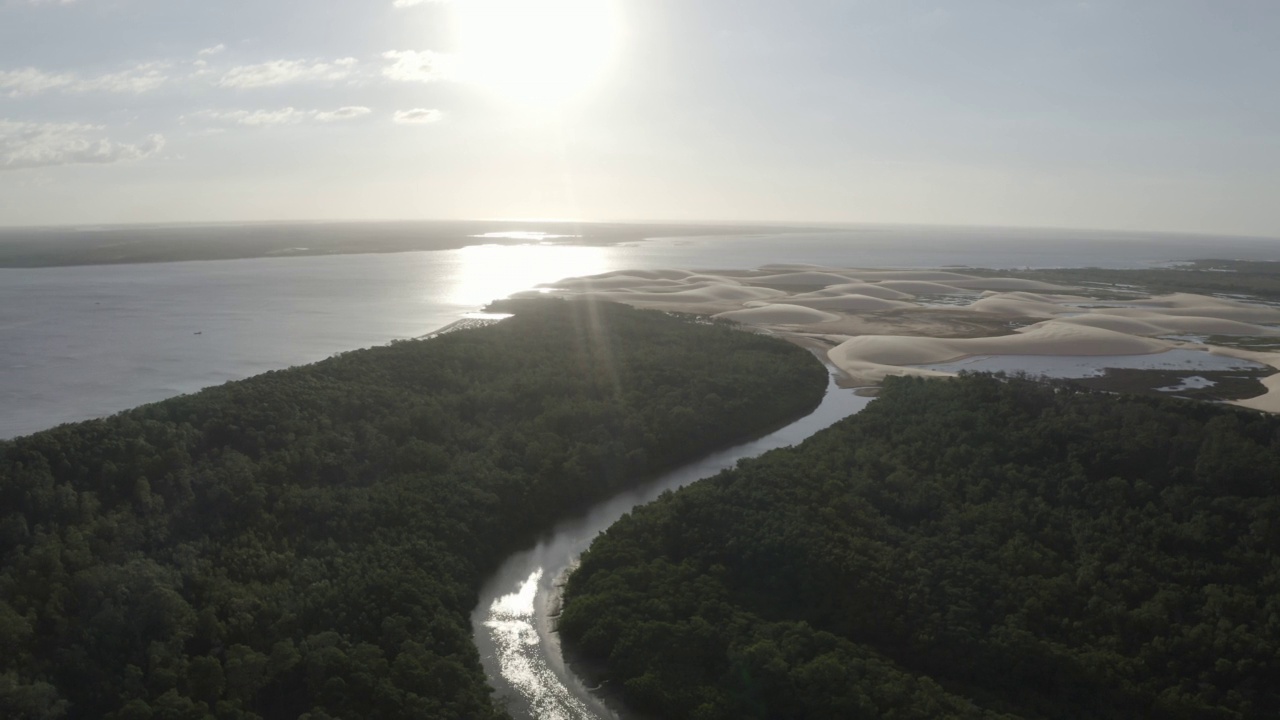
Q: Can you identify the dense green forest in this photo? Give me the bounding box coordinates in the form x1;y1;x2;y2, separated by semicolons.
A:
561;374;1280;719
0;299;828;720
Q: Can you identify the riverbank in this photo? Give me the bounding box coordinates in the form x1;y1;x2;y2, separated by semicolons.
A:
471;366;873;720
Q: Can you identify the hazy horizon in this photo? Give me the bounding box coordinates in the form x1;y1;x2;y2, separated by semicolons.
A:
3;1;1280;237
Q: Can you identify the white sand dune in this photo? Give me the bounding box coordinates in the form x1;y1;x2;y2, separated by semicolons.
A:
790;283;916;301
550;276;687;290
784;295;915;312
1056;312;1280;338
536;265;1280;413
1204;348;1280;413
1052;315;1173;336
1233;373;1280;413
757;263;829;272
584;284;786;305
828;322;1171;383
1095;304;1280;325
740;271;860;286
715;304;842;325
967;295;1075;318
685;273;744;284
840;270;984;282
946;278;1073;291
873;280;973;295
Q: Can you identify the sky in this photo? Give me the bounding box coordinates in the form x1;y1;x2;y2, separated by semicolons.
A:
0;0;1278;236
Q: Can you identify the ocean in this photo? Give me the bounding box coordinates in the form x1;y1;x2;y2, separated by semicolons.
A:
3;224;1279;439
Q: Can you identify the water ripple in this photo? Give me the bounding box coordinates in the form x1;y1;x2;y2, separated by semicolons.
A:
484;568;597;720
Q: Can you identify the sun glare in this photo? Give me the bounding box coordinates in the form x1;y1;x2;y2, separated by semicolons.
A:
445;243;610;307
454;0;619;105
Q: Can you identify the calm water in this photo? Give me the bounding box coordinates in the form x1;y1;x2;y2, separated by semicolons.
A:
3;225;1280;438
916;348;1266;378
471;372;873;720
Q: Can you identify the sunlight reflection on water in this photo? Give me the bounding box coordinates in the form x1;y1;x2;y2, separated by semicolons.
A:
446;244;611;308
484;568;595;720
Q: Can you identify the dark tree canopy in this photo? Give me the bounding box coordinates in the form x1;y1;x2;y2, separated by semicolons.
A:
561;374;1280;720
0;298;828;720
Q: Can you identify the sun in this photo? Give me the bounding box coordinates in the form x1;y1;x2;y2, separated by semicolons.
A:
453;0;619;106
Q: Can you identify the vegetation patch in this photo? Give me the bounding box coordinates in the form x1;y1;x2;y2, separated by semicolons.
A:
1070;367;1274;401
0;298;827;720
980;259;1280;301
561;374;1280;719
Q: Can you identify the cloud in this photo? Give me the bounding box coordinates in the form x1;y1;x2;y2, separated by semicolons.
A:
392;0;448;6
190;106;374;126
0;64;168;96
392;108;442;124
218;58;358;89
81;63;169;93
314;106;373;122
197;44;226;57
381;50;450;82
0;120;164;170
0;68;76;96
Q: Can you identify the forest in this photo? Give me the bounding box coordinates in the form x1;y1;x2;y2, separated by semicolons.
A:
560;373;1280;719
0;298;829;720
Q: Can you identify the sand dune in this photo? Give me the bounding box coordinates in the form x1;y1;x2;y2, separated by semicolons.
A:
790;283;916;300
740;271;860;286
583;285;785;305
1096;305;1280;325
945;278;1073;291
536;265;1280;412
830;321;1169;367
967;296;1072;317
784;295;916;312
714;304;842;325
1057;313;1280;337
839;270;983;282
873;280;973;295
552;276;687;290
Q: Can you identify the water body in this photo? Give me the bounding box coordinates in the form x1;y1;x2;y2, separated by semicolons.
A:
0;244;615;438
4;225;1280;438
470;371;873;720
915;348;1265;378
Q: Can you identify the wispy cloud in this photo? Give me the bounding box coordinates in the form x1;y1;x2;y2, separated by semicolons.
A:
190;106;373;126
0;120;164;170
315;106;373;122
218;58;358;89
81;63;169;93
0;64;169;97
381;50;450;82
392;108;442;124
197;44;226;57
0;68;75;96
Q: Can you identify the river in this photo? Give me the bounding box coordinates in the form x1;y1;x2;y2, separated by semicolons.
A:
470;368;873;720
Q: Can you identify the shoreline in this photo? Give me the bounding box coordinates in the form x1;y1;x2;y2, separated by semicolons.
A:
0;220;832;269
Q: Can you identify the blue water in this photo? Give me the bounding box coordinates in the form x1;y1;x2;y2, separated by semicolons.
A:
2;225;1279;438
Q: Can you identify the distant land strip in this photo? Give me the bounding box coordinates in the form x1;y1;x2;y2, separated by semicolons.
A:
0;220;829;268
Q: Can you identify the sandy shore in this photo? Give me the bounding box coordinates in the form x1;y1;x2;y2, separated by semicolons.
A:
528;266;1280;413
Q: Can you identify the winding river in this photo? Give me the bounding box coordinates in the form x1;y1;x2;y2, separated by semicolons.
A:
470;370;873;720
